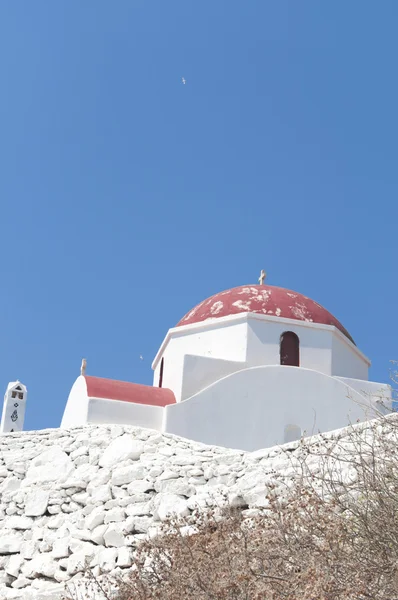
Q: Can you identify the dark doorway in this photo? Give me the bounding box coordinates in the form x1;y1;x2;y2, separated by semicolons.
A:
158;357;164;388
280;332;300;366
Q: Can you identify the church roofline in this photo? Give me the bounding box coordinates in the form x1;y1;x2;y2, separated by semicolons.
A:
151;312;371;370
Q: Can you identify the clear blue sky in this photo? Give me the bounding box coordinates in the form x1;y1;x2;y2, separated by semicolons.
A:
1;2;397;430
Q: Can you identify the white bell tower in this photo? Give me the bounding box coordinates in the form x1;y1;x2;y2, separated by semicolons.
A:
0;381;27;433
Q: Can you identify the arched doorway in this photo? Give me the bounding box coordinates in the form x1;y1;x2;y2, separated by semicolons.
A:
158;357;164;388
280;331;300;367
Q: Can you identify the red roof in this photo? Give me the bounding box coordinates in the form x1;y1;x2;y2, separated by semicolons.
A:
177;284;355;345
84;376;176;407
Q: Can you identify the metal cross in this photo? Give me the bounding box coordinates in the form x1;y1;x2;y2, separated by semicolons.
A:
258;270;266;285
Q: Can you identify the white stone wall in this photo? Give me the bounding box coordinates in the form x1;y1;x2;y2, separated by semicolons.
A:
0;418;395;599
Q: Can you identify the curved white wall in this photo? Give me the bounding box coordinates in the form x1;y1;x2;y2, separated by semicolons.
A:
165;365;379;451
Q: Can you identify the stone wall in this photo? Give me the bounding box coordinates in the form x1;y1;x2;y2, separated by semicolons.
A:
0;419;387;599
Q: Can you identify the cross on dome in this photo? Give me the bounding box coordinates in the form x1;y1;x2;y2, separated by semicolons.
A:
258;269;266;285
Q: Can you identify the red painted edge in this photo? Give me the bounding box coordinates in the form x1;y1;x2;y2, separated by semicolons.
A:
84;376;176;407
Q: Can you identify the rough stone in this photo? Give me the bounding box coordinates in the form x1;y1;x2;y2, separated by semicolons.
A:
99;436;144;468
0;535;22;555
154;494;190;521
103;524;125;547
25;489;50;517
24;446;75;485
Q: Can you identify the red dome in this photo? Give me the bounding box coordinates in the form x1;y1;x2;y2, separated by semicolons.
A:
177;285;355;345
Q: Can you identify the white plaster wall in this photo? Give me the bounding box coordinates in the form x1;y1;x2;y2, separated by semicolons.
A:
337;376;392;409
153;321;248;401
61;376;89;428
247;318;333;374
61;377;164;430
86;398;163;430
180;355;245;401
332;335;369;379
153;315;369;403
165;366;379;451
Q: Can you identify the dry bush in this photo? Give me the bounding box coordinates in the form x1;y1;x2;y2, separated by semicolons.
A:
67;415;398;600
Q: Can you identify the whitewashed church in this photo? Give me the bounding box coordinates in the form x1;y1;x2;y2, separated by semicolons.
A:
1;276;393;451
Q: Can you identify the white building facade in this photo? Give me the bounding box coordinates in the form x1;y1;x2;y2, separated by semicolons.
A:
61;284;392;451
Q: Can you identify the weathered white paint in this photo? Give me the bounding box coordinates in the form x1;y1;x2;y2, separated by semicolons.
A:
164;366;387;451
0;381;27;434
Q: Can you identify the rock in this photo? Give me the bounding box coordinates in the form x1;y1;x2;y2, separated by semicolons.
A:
52;538;70;559
0;477;21;494
117;547;132;568
99;436;144;468
0;534;22;554
125;501;152;517
131;516;152;533
90;484;112;503
25;489;50;517
155;478;193;496
22;554;57;578
158;469;179;481
236;469;269;491
104;507;125;523
85;508;106;531
126;479;154;494
103;524;125;547
97;547;118;571
5;504;18;516
71;492;89;504
5;516;33;530
111;464;145;485
5;555;23;577
0;465;9;477
47;513;65;529
154;494;190;521
90;524;108;545
24;446;75;485
243;486;269;508
67;550;94;576
11;576;31;589
20;540;37;559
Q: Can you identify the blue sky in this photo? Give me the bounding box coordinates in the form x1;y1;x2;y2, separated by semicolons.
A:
0;1;397;430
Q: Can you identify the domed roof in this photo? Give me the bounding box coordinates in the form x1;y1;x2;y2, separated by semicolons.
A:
177;284;355;345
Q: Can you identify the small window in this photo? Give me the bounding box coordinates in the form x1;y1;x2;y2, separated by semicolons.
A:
280;331;300;367
11;391;16;398
18;393;23;400
158;357;164;388
15;386;22;391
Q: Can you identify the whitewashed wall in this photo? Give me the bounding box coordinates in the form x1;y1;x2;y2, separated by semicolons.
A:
246;318;334;374
332;335;369;379
153;313;370;403
61;379;163;432
153;320;248;401
165;365;379;451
